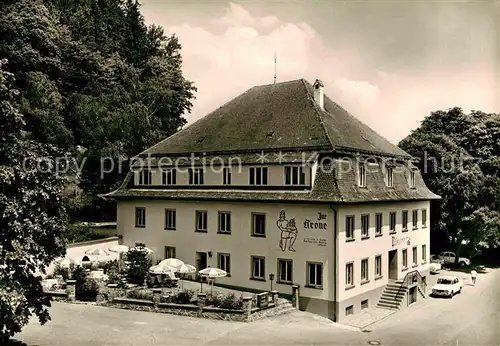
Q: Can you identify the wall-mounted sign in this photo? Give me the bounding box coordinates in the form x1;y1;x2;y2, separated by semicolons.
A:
304;212;328;230
277;210;298;252
304;237;327;247
392;236;411;247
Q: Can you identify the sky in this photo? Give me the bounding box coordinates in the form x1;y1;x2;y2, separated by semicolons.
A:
141;0;499;144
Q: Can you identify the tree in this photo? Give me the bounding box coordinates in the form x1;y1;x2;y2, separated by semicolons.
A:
126;248;152;286
400;107;500;259
0;59;67;342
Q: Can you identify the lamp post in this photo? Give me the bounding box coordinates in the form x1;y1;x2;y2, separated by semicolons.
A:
269;273;275;291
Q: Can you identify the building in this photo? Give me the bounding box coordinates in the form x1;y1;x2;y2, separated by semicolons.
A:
103;79;440;322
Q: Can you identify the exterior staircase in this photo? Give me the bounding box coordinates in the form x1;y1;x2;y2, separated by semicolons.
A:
247;298;296;322
376;280;406;311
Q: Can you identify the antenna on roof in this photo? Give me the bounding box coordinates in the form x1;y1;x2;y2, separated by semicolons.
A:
273;52;277;84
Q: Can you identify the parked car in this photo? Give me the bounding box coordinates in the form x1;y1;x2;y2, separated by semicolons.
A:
438;251;471;267
429;262;442;274
431;276;463;298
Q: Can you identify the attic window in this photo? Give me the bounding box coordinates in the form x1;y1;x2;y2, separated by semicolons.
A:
358;163;366;187
386;167;394;187
409;170;416;189
138;169;152;185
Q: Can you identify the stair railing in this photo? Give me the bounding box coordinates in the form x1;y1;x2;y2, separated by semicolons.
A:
395;270;428;309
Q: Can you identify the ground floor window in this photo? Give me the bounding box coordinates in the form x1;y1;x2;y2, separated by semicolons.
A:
422;244;427;262
346;305;354;316
361;258;369;282
375;255;382;277
361;299;368;310
217;253;230;275
306;262;323;288
277;259;292;284
164;246;176;258
402;249;408;269
251;256;265;280
412;246;417;266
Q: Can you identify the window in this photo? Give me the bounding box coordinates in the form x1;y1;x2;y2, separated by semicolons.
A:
249;167;268;185
306;262;323;288
218;253;230;275
422;244;427;262
410;170;416;188
188;168;204;185
252;213;266;237
361;299;369;310
222;167;231;185
412;210;418;229
277;259;292;283
164;246;176;258
162;169;176;185
218;212;231;234
389;212;396;233
358;163;366;187
361;258;369;282
375;255;382;277
402;249;408;269
135;207;145;227
195;211;208;232
346;262;354;287
402;210;408;231
387;167;394;187
361;214;369;238
284;166;306;185
138;169;152;185
412;246;417;266
422;209;427;228
346;215;355;240
164;209;176;230
346;305;354;316
251;256;265;280
375;213;383;235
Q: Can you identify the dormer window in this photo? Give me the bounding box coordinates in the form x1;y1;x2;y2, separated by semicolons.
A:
386;167;394;187
249;167;268;185
222;167;232;185
358;162;366;187
138;169;152;185
189;168;204;185
284;166;305;185
162;169;176;185
410;170;416;188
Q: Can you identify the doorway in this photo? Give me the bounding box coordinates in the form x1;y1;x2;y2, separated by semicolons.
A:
408;286;417;305
388;250;398;280
195;252;208;282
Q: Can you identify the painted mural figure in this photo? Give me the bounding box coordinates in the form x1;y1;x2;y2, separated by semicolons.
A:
277;210;298;252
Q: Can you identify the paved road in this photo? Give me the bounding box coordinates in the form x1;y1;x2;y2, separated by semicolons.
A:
12;269;499;346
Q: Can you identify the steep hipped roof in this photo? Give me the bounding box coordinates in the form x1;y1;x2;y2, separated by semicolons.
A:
140;79;410;158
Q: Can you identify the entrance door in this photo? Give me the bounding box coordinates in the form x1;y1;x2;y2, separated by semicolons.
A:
388;250;398;280
195;252;208;282
408;286;417;305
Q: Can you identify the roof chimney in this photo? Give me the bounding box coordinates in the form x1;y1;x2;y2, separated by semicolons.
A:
313;79;324;110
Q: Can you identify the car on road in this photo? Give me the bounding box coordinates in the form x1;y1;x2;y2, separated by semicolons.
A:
438;251;471;267
431;276;463;298
430;255;443;274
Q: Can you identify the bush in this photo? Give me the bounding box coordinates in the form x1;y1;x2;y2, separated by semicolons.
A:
126;289;154;301
219;293;244;310
53;266;70;281
205;293;223;307
125;248;152;285
171;289;195;304
99;260;119;274
78;279;100;301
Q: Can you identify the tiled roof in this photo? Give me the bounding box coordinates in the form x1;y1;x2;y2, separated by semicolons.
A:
102;158;440;203
139;79;410;158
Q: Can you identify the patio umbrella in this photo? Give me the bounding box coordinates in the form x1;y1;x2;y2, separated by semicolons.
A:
177;264;196;289
56;257;80;269
160;258;184;269
108;245;129;254
84;248;111;262
131;245;153;254
149;263;176;289
198;267;227;294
